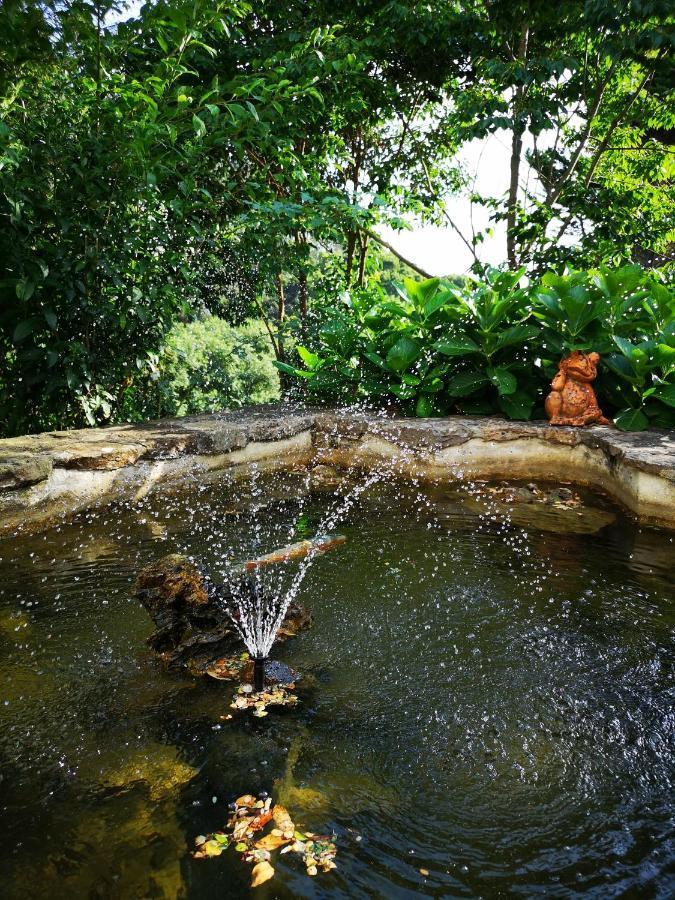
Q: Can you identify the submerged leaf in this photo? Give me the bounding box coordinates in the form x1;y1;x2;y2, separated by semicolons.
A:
250;860;275;887
203;840;224;857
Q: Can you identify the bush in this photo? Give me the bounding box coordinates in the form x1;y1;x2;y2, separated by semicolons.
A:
276;265;675;431
149;317;280;417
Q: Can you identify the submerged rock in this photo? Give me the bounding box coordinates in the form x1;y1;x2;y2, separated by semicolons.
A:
82;742;197;801
464;483;616;535
134;553;312;670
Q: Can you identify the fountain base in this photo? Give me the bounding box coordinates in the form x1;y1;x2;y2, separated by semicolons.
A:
253;657;266;692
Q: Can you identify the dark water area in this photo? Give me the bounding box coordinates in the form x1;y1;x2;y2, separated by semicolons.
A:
0;469;673;899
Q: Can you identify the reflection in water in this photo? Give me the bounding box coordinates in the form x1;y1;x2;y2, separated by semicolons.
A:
0;471;673;899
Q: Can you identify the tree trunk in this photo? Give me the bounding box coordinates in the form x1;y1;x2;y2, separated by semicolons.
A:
345;231;357;285
506;23;529;270
298;269;308;337
274;273;288;393
357;233;369;288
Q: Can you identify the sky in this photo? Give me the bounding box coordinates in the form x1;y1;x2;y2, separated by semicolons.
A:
380;136;512;276
107;2;516;277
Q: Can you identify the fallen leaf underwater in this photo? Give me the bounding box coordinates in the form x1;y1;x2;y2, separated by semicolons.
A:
192;792;338;886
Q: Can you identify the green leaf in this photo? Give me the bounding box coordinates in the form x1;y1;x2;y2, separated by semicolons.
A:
654;344;675;368
385;336;421;373
390;382;417;400
434;333;480;357
494;324;539;351
297;346;320;369
614;408;649;431
612;335;635;358
649;382;675;408
498;389;535;420
13;318;37;342
363;350;387;369
604;353;636;381
415;395;440;417
273;360;313;379
646;404;675;429
423;289;455;319
403;277;439;307
44;309;57;330
192;114;206;138
489;366;517;395
446;371;489;396
15;278;35;301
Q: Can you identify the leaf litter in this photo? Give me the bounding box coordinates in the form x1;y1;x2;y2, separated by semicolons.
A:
192;792;337;886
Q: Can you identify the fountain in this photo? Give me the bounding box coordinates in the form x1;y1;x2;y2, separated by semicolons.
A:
216;469;384;693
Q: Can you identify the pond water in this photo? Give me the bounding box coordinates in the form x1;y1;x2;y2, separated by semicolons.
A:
0;469;673;899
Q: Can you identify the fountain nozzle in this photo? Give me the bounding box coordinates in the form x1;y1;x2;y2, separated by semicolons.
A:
253;656;266;693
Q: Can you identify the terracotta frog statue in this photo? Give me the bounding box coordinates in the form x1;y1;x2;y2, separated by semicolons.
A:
544;350;611;426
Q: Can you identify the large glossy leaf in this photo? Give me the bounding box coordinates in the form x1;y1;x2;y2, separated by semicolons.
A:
423;288;456;319
497;389;535;420
489;366;517;395
446;370;489;396
403;276;439;307
614;408;649;431
604;353;636;381
645;404;675;429
494;324;539;351
415;395;437;417
274;361;313;379
364;350;387;369
15;278;35;302
648;382;675;408
389;382;417;400
434;333;479;357
385;336;421;373
320;320;355;355
296;346;321;369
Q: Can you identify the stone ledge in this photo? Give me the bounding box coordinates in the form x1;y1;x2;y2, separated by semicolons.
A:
0;406;673;534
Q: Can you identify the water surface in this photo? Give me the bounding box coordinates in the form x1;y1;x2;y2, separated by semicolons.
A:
0;470;673;898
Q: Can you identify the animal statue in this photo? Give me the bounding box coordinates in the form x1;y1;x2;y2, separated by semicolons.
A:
544;350;611;426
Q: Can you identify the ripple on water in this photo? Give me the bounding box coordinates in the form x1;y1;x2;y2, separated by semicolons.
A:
0;474;673;898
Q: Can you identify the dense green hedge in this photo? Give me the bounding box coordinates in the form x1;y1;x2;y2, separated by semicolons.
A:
142;318;280;418
277;265;675;431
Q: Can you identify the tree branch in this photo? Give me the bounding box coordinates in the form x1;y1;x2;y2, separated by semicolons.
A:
545;57;619;208
364;228;434;278
421;158;479;263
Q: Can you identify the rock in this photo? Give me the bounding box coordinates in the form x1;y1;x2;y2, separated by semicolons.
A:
134;554;233;664
83;742;197;800
1;409;674;533
463;484;616;535
0;452;52;490
134;554;312;670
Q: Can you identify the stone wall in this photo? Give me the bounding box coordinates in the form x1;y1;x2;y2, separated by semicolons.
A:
1;406;674;533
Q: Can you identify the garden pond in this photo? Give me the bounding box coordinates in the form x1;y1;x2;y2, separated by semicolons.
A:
0;469;673;898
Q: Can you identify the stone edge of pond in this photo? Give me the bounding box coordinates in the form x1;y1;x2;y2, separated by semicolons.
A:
1;406;673;534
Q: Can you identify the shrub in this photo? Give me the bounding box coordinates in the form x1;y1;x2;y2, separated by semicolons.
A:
276;265;675;431
150;317;280;417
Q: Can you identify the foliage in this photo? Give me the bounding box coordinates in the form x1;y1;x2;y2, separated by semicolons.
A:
278;265;675;430
0;0;672;436
134;317;279;419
